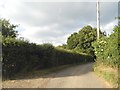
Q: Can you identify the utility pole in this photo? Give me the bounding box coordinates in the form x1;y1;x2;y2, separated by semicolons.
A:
97;0;100;40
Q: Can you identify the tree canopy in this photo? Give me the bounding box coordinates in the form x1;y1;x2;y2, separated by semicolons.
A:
67;25;105;56
0;19;18;38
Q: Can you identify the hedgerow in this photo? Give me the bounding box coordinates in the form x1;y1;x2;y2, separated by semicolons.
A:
2;37;94;78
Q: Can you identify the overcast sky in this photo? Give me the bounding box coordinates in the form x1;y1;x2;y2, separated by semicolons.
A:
0;0;118;46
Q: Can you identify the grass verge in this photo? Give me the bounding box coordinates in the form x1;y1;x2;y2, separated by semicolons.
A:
93;63;118;88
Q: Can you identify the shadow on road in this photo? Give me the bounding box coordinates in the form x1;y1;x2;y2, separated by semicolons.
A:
6;62;94;80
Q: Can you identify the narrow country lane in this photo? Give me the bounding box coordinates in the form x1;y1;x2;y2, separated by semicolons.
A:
3;63;111;88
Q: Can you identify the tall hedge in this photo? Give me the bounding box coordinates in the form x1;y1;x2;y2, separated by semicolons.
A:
2;37;94;78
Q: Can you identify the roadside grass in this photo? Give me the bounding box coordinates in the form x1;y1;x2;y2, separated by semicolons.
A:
93;64;118;88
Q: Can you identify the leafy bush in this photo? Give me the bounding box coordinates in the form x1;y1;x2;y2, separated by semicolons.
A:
92;24;119;68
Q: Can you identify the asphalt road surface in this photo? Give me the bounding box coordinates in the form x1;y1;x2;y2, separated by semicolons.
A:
3;63;111;88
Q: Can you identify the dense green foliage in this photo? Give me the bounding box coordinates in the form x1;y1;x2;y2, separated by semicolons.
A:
67;25;105;57
92;22;119;68
0;19;18;38
1;19;94;78
2;17;118;81
2;37;94;78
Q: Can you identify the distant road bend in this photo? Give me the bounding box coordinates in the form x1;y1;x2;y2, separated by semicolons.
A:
3;63;111;88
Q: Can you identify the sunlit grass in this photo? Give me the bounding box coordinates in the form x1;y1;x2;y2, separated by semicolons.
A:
93;64;118;88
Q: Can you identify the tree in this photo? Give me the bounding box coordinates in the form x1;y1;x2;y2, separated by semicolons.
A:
0;19;18;38
67;32;79;49
67;25;105;57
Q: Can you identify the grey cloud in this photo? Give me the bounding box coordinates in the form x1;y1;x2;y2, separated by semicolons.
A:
16;2;117;26
100;2;118;26
5;2;118;45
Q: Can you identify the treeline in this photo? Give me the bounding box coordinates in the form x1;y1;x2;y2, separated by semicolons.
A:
59;25;106;58
2;17;118;80
59;21;119;68
1;19;94;79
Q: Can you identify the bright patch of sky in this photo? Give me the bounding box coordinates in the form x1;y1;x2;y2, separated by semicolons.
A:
0;0;118;46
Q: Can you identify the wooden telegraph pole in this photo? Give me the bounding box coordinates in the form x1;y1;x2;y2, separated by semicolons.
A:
97;0;100;40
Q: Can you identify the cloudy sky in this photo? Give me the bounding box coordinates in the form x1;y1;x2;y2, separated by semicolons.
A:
0;0;118;46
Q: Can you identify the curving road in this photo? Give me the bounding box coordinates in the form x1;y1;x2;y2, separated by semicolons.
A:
3;63;111;88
